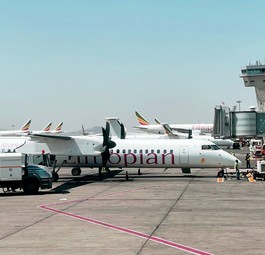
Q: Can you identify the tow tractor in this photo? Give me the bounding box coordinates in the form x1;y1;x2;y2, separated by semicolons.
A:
0;152;53;194
252;160;265;180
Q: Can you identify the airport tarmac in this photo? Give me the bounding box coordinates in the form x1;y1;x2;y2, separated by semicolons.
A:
1;148;265;255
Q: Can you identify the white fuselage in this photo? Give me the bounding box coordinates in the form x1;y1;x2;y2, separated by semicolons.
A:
0;135;240;170
106;139;237;168
56;138;239;169
135;123;213;134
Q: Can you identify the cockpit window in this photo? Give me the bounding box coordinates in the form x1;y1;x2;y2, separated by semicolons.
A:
202;144;220;150
211;144;220;150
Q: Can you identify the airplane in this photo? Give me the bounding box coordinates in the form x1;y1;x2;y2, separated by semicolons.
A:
134;111;213;134
106;117;188;139
13;122;239;179
107;117;234;148
0;119;31;136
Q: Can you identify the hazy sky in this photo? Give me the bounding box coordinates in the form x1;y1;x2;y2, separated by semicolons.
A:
0;1;263;131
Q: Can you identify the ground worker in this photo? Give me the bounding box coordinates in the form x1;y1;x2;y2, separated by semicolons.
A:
234;159;240;180
246;153;251;168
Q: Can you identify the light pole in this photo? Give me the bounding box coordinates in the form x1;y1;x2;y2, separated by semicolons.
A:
236;100;242;111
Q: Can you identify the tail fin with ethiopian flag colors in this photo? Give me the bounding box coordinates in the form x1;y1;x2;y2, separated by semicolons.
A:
42;122;52;132
20;119;31;132
53;122;63;133
135;111;150;125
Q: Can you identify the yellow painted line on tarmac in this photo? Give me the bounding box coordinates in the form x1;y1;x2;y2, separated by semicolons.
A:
217;177;224;182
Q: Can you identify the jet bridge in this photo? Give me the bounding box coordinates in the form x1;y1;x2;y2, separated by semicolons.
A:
213;106;265;138
213;106;230;138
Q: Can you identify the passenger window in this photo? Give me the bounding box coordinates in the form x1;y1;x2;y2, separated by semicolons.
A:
134;149;137;153
122;149;126;153
170;149;173;153
116;149;120;153
139;149;143;153
163;149;167;153
151;149;154;153
128;149;131;153
145;149;148;154
157;149;160;154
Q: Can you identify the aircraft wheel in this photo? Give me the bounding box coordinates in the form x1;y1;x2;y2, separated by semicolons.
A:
52;172;59;182
72;167;81;176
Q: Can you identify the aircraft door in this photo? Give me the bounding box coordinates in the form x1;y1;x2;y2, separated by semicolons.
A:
179;146;189;164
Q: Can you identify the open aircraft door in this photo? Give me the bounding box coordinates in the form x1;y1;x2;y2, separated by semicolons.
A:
179;146;189;164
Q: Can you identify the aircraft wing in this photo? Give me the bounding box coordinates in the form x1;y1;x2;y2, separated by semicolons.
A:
170;127;191;133
31;134;72;141
29;133;103;156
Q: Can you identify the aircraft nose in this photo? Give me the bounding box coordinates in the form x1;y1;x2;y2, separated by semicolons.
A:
222;151;241;168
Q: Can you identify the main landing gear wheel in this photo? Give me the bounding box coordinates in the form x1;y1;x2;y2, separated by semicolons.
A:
71;167;81;176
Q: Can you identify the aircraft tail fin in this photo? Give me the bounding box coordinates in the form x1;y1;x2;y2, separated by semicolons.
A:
20;119;31;132
54;122;63;132
154;118;161;124
135;111;150;125
43;122;52;132
106;117;126;139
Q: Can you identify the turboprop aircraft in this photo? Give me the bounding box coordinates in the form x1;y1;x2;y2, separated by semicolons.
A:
134;111;213;134
15;122;239;179
0;119;31;136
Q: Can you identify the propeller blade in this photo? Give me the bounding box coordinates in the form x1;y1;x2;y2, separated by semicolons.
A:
101;122;117;167
105;122;110;138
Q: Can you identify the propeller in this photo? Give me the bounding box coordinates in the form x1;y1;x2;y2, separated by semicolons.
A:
101;122;116;167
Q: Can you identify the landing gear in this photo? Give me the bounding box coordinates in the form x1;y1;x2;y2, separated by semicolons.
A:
71;167;82;176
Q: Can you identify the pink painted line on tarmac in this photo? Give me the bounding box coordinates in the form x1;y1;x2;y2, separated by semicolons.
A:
39;204;213;255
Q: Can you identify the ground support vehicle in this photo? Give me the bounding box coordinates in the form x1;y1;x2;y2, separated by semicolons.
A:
252;160;265;180
0;153;53;194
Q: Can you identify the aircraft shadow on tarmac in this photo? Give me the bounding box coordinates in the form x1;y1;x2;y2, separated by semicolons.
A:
52;170;124;193
0;170;124;196
0;170;220;197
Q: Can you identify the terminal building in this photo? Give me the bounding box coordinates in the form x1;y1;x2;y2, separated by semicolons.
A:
213;61;265;138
